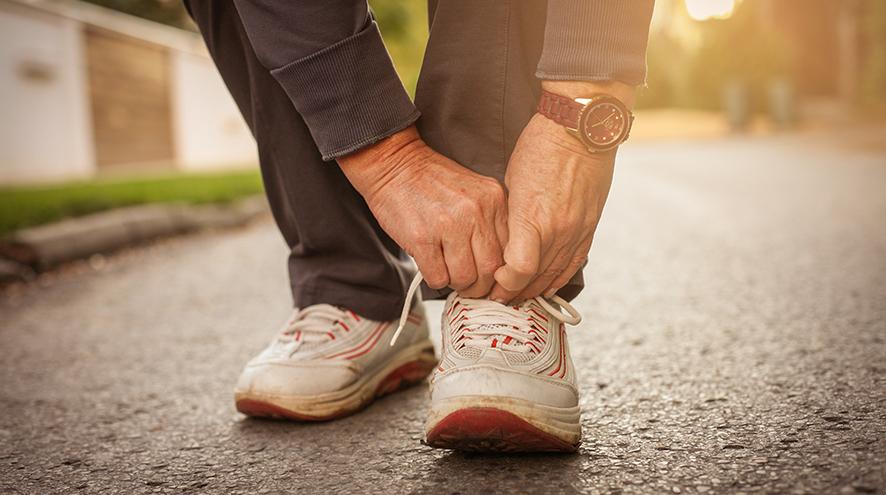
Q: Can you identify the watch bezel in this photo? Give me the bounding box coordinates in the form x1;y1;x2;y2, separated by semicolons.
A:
572;95;632;153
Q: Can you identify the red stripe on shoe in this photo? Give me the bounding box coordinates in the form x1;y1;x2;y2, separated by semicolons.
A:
528;329;546;343
528;308;548;322
325;322;386;359
447;301;461;316
547;332;564;376
340;323;390;359
558;327;568;378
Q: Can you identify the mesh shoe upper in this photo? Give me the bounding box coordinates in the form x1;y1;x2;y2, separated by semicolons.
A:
429;291;583;408
237;303;428;397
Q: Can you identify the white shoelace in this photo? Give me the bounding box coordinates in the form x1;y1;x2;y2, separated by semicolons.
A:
281;304;349;344
389;273;582;347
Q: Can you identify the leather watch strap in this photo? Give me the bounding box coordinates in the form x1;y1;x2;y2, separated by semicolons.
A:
537;90;583;129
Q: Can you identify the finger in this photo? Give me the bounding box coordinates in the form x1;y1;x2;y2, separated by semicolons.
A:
459;228;504;298
412;242;449;289
494;199;509;249
543;234;594;298
489;223;541;303
487;282;516;305
514;243;572;301
442;233;478;291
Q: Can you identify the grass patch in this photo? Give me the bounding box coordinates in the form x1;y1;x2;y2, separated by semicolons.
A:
0;168;264;237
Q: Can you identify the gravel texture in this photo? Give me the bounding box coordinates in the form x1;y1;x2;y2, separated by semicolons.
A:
1;134;884;494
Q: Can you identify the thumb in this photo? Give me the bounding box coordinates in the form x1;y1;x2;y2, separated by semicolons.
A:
493;223;540;293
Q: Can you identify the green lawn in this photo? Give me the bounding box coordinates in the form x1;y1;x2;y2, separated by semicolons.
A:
0;169;264;237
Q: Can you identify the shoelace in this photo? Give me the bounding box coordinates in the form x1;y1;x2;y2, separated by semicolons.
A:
389;272;582;347
281;304;350;344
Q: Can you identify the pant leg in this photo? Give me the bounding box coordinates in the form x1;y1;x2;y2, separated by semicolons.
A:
415;0;584;301
184;0;414;321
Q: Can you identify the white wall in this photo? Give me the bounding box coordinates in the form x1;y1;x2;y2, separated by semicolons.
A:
170;50;257;171
0;3;94;184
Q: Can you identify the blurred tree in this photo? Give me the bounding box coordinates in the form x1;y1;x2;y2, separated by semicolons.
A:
640;0;795;111
685;0;792;112
369;0;428;96
637;29;683;108
861;0;886;106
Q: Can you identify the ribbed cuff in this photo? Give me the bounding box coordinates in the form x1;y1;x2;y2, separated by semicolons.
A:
270;20;420;161
536;0;655;86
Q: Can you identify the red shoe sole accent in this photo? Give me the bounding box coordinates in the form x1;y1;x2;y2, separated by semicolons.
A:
235;399;352;422
235;354;435;422
425;407;578;453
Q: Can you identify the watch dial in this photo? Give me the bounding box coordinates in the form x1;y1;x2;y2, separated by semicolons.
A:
582;102;626;148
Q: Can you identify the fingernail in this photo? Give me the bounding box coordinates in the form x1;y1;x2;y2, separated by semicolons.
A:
492;298;507;305
544;289;557;298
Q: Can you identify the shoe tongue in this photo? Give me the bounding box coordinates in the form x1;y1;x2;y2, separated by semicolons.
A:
282;304;348;344
449;297;548;357
468;324;534;354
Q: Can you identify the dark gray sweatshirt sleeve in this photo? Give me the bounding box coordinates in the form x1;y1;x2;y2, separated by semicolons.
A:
537;0;656;86
232;0;419;161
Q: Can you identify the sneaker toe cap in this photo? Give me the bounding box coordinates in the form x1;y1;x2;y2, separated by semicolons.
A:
236;361;359;397
431;365;579;408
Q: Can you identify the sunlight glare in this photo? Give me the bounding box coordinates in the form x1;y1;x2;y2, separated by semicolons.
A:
685;0;737;21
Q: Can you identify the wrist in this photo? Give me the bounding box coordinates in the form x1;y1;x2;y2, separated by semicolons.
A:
337;126;429;199
541;80;636;109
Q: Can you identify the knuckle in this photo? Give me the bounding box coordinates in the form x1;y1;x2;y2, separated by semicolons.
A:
540;267;562;279
411;239;430;252
450;268;478;289
450;278;474;291
477;258;502;277
484;179;506;200
567;256;588;270
435;212;453;228
463;198;482;216
412;229;436;248
565;211;584;226
424;270;449;289
551;222;574;239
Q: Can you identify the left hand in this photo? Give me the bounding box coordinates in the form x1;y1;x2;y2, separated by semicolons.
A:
488;81;634;303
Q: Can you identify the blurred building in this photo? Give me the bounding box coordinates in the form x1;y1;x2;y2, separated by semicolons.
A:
0;0;256;184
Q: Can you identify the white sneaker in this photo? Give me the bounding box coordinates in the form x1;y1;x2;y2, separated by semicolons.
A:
234;302;436;421
423;292;583;452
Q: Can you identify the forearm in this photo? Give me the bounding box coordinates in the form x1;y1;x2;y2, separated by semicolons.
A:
232;0;419;161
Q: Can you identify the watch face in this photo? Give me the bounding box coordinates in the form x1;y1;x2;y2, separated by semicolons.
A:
581;100;628;150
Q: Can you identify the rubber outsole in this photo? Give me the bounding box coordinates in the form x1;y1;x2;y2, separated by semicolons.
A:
235;351;436;421
425;407;579;453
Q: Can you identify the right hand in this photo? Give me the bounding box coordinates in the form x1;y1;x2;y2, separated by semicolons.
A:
338;126;508;297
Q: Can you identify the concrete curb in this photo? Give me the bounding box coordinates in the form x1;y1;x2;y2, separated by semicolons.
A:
0;195;269;270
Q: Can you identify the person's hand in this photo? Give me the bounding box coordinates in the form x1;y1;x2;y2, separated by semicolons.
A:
338;126;508;297
488;81;635;303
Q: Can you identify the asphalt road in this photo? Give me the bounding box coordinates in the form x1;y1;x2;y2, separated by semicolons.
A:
1;132;885;494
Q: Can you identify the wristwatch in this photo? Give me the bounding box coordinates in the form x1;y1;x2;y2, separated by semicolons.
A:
536;90;634;153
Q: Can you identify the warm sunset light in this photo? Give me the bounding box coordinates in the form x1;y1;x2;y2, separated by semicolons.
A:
685;0;738;21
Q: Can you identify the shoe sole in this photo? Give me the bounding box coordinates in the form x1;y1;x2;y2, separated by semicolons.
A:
235;341;436;421
425;396;581;453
